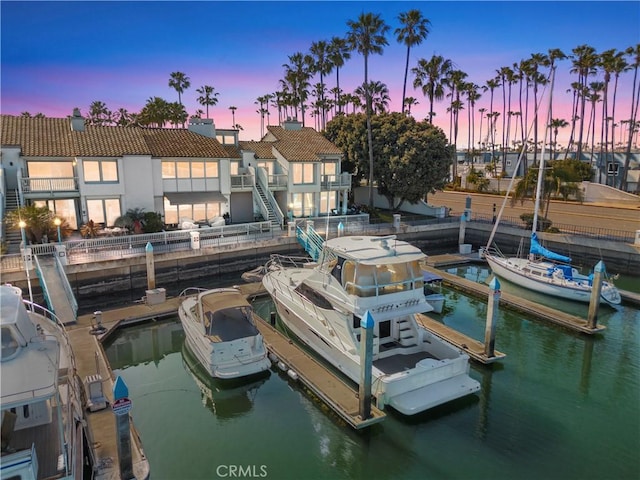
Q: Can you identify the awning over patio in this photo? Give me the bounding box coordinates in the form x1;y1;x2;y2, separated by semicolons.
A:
164;191;227;205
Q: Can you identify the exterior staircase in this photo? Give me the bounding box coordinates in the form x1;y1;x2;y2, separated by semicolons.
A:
3;189;22;254
254;183;280;228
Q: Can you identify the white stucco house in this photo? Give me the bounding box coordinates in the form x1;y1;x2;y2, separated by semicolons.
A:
0;111;350;244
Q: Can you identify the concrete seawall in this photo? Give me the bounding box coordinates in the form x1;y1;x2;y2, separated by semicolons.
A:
4;223;638;309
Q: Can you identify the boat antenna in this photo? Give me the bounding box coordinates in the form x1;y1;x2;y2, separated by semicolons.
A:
531;65;556;252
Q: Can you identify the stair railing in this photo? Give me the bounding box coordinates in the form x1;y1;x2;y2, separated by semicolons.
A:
255;167;284;227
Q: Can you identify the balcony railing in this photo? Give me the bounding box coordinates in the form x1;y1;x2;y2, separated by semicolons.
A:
321;173;352;189
21;177;79;195
268;174;288;189
230;174;254;190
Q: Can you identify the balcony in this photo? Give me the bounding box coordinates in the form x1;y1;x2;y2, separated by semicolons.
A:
321;173;352;190
230;174;254;191
20;177;80;197
268;174;288;190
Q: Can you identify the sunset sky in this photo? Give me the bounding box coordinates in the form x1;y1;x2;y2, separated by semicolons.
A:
2;1;638;147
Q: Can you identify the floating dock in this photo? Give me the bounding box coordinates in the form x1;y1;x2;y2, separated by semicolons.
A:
416;314;506;364
422;265;606;334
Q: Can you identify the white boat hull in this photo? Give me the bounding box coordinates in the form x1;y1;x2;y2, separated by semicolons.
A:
178;293;271;380
265;273;479;415
485;253;621;305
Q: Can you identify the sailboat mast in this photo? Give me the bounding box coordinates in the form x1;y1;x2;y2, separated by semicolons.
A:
530;66;556;258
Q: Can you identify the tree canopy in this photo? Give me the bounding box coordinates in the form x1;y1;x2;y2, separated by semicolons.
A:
324;112;452;210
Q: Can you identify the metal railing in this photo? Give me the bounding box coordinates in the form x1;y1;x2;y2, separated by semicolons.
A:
20;177;79;194
267;173;288;189
230;173;254;190
471;213;635;243
56;254;78;319
321;173;352;189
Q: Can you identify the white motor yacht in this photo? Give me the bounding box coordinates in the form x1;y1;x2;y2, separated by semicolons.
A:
262;235;480;415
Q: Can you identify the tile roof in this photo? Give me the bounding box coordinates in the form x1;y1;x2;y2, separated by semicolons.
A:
266;126;342;162
238;141;276;159
221;144;241;158
1;114;229;158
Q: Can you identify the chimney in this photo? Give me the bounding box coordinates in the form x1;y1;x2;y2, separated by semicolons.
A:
70;108;85;132
188;118;216;138
282;117;302;131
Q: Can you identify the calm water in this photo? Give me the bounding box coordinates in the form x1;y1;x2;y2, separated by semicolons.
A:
104;268;639;480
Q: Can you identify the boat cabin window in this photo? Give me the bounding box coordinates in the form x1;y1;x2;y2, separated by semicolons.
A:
1;326;20;361
343;260;423;297
295;283;334;310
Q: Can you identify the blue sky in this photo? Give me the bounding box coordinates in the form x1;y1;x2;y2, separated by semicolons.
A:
2;1;639;144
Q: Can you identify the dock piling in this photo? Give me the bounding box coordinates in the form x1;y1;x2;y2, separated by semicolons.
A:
359;310;375;420
113;376;134;480
145;242;155;290
484;277;500;358
587;261;605;329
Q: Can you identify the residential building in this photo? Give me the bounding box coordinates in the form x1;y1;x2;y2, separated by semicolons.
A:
0;112;350;248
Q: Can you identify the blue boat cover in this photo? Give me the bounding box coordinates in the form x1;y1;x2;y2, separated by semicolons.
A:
529;233;571;263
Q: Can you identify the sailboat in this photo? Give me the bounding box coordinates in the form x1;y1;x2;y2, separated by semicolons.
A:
483;67;621;306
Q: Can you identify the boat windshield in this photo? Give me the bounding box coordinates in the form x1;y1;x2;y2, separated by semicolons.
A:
343;260;423;297
1;326;20;360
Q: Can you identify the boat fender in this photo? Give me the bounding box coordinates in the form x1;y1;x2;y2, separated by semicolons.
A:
277;361;287;371
287;369;299;381
268;353;279;364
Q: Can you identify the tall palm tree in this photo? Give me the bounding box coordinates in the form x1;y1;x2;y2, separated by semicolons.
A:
139;96;171;127
570;45;598;160
346;12;390;208
310;40;333;130
168;71;190;107
623;44;640;191
282;52;313;125
604;49;630;187
328;36;351;115
196;85;219;119
483;76;500;169
412;55;452;123
547;48;567;149
395;9;430;114
586;82;604;171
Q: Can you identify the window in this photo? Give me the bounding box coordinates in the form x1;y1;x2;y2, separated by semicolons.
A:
258;161;274;176
34;199;79;229
323;162;337;176
292;163;315;184
162;162;176;178
319;191;337;214
1;326;20;360
291;193;314;217
163;198;221;224
230;162;240;175
191;162;205;179
86;198;121;226
205;162;219;178
83;160;118;182
27;161;74;178
177;162;190;178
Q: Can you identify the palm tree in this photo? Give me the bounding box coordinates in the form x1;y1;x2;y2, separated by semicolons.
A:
114;108;133;126
139;96;171;127
484;76;500;169
282;52;313;125
328;36;351;114
623;44;640;191
355;81;390;114
229;106;237;126
346;12;390;208
168;71;190;106
403;96;419;115
196;85;219;119
87;100;112;126
604;49;629;187
550;118;569;160
395;9;430;114
412;54;452;123
547;48;567;148
310;40;333;130
570;45;598;160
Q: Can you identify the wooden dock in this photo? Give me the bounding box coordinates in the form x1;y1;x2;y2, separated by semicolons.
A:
422;265;606;334
416;314;506;364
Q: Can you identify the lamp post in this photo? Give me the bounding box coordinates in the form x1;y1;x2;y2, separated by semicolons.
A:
54;217;62;244
18;220;27;247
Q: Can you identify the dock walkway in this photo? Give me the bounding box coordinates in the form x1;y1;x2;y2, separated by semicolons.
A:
422;265;605;334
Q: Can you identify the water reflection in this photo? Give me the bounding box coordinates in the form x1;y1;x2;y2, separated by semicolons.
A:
105;319;184;370
181;343;270;420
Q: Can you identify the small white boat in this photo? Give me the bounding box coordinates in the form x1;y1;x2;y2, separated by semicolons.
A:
263;235;480;415
1;285;88;479
422;271;446;314
178;288;271;379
